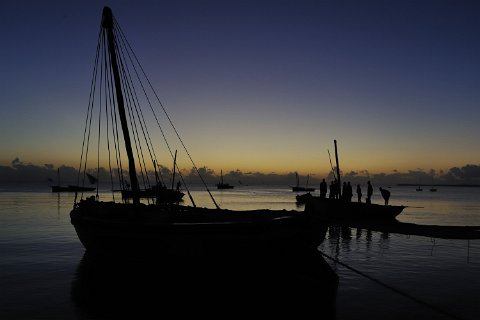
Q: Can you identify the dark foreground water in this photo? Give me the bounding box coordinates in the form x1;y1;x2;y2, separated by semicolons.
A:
0;185;479;319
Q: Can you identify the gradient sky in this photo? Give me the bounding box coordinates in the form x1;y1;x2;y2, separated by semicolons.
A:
1;0;479;177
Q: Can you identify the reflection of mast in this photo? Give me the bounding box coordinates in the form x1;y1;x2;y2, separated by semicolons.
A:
102;7;140;204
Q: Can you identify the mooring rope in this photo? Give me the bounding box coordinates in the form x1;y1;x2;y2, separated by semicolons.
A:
318;250;466;320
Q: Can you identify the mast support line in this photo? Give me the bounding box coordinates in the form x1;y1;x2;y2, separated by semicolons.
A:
102;6;140;204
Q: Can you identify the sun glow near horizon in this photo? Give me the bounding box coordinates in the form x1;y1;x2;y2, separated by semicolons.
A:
0;141;471;179
0;2;479;183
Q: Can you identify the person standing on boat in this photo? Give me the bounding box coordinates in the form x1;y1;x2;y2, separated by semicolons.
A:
329;180;335;199
379;187;390;205
320;179;328;199
346;182;353;202
341;182;347;201
366;181;373;204
356;184;362;202
334;180;340;199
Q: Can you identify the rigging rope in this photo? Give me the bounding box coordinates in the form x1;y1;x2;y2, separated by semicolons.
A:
79;14;223;208
96;42;104;200
114;18;218;209
108;52;126;193
319;250;465;320
104;35;125;195
122;66;149;190
76;27;102;204
116;34;160;187
103;39;116;201
327;149;337;181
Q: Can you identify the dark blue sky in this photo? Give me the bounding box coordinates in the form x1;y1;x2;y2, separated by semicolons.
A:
1;0;479;175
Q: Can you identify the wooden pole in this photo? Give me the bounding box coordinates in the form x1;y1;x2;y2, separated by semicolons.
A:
102;7;140;204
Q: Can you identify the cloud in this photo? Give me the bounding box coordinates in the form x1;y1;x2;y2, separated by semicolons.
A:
0;159;59;184
0;159;113;186
443;165;480;182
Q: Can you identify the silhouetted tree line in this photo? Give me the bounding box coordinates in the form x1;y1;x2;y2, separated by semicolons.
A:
1;158;480;187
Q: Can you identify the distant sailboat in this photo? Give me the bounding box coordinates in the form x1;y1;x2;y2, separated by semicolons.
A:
51;168;96;192
291;172;315;192
216;170;234;189
429;176;437;192
416;178;423;191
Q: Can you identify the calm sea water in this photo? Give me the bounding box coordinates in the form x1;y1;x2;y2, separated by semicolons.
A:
0;185;479;319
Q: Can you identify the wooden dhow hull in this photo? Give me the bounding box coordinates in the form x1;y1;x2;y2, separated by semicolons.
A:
70;197;325;257
120;188;185;202
52;185;95;192
69;8;329;260
305;196;405;221
291;186;315;192
216;184;234;189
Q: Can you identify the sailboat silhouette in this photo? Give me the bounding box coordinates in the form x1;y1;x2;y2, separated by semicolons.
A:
291;172;315;192
216;170;234;189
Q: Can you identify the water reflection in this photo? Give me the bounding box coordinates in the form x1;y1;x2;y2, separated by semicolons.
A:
319;225;480;320
72;246;338;319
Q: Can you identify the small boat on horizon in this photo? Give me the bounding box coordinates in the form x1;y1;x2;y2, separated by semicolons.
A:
429;176;437;192
52;185;96;192
291;172;315;192
50;169;96;193
216;170;234;189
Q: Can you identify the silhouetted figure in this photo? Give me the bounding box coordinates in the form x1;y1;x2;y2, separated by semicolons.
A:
346;182;353;202
343;182;351;202
366;181;373;204
379;187;390;205
320;179;328;199
329;181;334;199
176;181;181;191
334;180;340;199
356;184;362;202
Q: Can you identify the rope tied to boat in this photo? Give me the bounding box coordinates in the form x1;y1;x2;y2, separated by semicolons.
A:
318;250;467;320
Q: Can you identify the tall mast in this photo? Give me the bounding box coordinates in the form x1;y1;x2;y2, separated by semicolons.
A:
102;7;140;204
334;139;341;197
